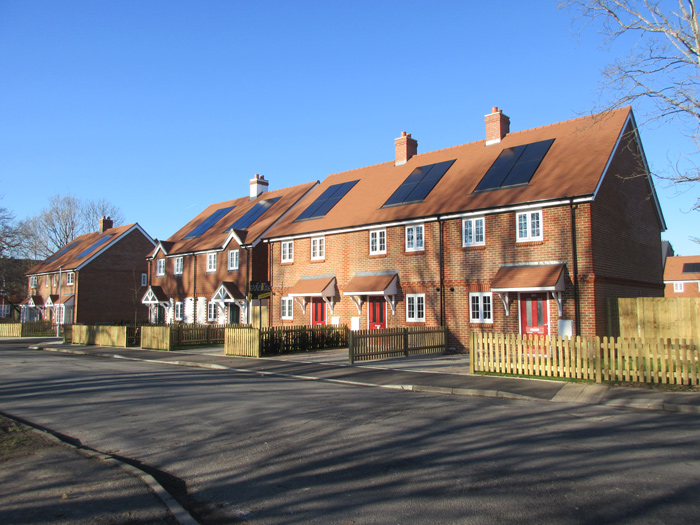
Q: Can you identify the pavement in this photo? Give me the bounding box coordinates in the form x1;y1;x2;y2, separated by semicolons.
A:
3;337;700;524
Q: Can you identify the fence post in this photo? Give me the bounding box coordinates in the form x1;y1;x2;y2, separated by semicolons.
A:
469;331;475;374
349;331;355;364
403;328;409;357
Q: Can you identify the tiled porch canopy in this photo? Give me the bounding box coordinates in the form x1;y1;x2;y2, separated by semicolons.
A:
342;271;398;315
287;275;338;314
491;263;567;316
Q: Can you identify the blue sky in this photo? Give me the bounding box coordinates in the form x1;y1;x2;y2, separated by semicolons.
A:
1;0;697;255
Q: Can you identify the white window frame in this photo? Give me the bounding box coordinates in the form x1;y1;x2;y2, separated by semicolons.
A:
174;256;184;276
156;259;165;276
207;301;218;322
469;292;493;324
30;276;37;288
674;282;684;293
406;293;425;323
281;297;293;320
463;217;485;247
281;241;294;263
370;229;386;255
207;252;217;273
310;237;325;261
516;210;543;242
405;224;424;252
228;249;239;271
66;272;74;286
141;273;148;287
175;302;184;321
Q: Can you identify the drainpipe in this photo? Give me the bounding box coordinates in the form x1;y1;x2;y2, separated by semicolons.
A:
438;217;445;327
246;247;252;325
56;266;62;337
570;200;581;336
193;254;197;324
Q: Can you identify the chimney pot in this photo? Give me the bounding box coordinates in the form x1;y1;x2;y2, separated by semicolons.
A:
250;173;270;199
395;131;418;166
99;216;114;233
485;107;510;145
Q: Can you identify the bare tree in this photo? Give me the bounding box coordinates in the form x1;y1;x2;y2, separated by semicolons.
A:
83;198;125;230
0;206;25;258
562;0;700;209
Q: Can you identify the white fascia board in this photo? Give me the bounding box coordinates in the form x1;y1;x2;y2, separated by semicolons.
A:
440;198;593;222
222;230;245;250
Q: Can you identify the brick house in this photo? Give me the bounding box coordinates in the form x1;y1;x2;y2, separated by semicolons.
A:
22;218;156;325
142;176;317;324
264;107;666;351
664;256;700;297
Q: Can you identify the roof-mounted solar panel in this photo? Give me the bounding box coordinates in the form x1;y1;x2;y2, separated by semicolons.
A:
45;241;80;263
76;235;114;259
382;160;455;207
228;197;280;230
474;139;554;193
294;180;359;221
683;263;700;273
184;206;235;239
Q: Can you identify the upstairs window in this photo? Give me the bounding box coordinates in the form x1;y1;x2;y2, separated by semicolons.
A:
311;237;325;260
370;229;386;255
30;276;37;288
141;273;147;287
674;282;684;293
516;210;542;242
156;259;165;276
405;224;424;252
463;217;485;247
174;257;183;276
207;252;217;272
281;241;294;263
228;249;239;271
66;272;74;286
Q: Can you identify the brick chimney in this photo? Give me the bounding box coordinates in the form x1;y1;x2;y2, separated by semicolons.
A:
485;107;510;145
395;131;418;166
250;174;269;200
99;216;113;233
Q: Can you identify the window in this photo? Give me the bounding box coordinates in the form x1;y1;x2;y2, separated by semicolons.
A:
311;237;325;260
674;282;684;293
470;292;493;323
141;273;147;287
228;250;239;271
281;297;293;320
406;294;425;322
207;252;217;272
281;241;294;263
53;275;58;287
30;276;37;288
66;272;74;286
156;259;165;276
174;257;183;275
207;301;218;322
175;302;184;321
370;230;386;255
516;210;542;242
405;224;424;252
57;305;65;325
463;217;485;247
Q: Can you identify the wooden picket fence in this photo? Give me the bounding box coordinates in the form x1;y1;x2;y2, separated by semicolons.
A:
139;324;238;351
0;322;54;338
470;332;700;386
225;325;348;358
349;327;446;364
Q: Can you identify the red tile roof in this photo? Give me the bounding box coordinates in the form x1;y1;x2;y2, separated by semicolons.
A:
491;265;566;292
153;181;317;257
26;223;152;275
664;256;700;281
266;107;654;239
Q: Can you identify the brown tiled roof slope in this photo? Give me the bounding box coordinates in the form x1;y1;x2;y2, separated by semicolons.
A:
664;256;700;281
156;181;317;256
26;223;144;275
266;107;639;238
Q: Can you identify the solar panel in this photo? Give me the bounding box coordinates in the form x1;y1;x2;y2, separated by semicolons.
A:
383;160;455;207
474;139;555;192
76;235;114;259
184;206;235;239
683;263;700;273
45;241;80;263
295;180;359;221
228;197;280;230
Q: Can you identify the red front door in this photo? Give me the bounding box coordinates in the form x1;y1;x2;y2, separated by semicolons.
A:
311;298;326;326
520;293;549;336
368;296;386;329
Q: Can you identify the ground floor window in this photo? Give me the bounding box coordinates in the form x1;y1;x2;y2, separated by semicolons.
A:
406;294;425;322
174;302;184;321
281;297;293;320
207;301;218;322
470;292;493;323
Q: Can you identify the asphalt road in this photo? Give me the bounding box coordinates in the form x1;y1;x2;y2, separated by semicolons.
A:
2;342;700;524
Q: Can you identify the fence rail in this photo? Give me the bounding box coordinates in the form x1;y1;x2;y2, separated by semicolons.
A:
470;332;700;386
349;327;447;364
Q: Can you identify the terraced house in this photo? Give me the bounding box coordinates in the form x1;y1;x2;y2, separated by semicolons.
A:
263;107;666;351
142;176;316;325
22;217;155;325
